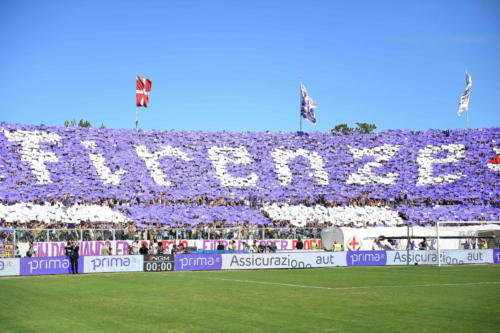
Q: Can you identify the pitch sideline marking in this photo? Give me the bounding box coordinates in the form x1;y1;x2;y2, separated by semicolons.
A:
188;276;500;291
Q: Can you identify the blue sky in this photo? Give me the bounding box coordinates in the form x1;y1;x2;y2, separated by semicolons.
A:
1;0;499;132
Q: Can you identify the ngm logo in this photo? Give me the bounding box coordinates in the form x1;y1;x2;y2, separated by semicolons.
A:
0;260;5;271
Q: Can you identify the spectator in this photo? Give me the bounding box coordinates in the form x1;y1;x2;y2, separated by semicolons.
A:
169;242;176;254
268;241;277;253
251;241;259;253
242;242;251;252
101;242;110;256
149;240;158;255
157;241;164;254
258;242;266;253
139;242;149;255
418;238;428;250
296;237;304;250
26;242;35;257
175;242;185;253
216;241;225;251
64;241;72;257
480;238;488;249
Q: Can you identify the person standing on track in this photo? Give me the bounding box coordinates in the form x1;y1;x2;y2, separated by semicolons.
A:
70;241;80;274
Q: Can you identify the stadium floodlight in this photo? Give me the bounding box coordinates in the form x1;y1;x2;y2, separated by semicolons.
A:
435;221;500;267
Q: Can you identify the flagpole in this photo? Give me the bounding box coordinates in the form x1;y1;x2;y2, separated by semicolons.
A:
299;81;303;132
135;107;139;130
464;69;468;129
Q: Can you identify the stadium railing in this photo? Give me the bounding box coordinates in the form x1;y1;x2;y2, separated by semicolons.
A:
12;227;322;242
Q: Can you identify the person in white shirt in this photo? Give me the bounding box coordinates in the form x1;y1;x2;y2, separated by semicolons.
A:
149;240;158;255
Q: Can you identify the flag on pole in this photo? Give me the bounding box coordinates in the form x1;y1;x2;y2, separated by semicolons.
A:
300;83;317;124
457;72;471;116
136;76;152;107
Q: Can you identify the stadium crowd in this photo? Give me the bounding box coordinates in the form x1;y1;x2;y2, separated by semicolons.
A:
0;123;498;238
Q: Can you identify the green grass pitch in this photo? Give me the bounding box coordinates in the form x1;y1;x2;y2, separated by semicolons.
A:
1;265;499;332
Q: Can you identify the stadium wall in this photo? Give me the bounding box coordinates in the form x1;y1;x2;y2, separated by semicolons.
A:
2;250;499;276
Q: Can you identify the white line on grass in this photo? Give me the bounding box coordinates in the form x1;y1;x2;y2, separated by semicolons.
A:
188;276;500;291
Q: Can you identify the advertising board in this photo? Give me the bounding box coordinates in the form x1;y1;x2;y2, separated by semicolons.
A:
143;255;175;272
221;252;347;270
20;257;83;275
494;249;500;264
0;258;20;276
346;251;387;266
84;255;143;273
175;254;222;271
386;250;492;266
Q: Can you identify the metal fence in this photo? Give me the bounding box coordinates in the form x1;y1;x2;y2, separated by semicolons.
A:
9;227;322;243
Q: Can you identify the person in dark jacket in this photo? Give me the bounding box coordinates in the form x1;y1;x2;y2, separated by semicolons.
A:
70;241;80;274
216;241;225;251
157;241;164;255
139;242;149;255
296;237;304;250
65;241;72;257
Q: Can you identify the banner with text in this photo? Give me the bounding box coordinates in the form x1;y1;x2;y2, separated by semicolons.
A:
386;250;492;266
20;257;83;275
175;254;223;271
84;255;143;273
221;252;347;270
347;251;387;266
19;239;321;257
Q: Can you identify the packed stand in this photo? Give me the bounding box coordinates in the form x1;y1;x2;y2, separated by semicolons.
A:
0;123;498;231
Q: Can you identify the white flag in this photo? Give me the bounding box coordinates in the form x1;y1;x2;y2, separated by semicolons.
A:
300;83;318;124
457;72;472;116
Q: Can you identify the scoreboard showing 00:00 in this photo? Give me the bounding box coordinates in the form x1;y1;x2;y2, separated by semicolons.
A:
143;255;175;272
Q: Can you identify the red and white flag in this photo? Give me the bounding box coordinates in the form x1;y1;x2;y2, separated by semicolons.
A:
136;76;152;107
